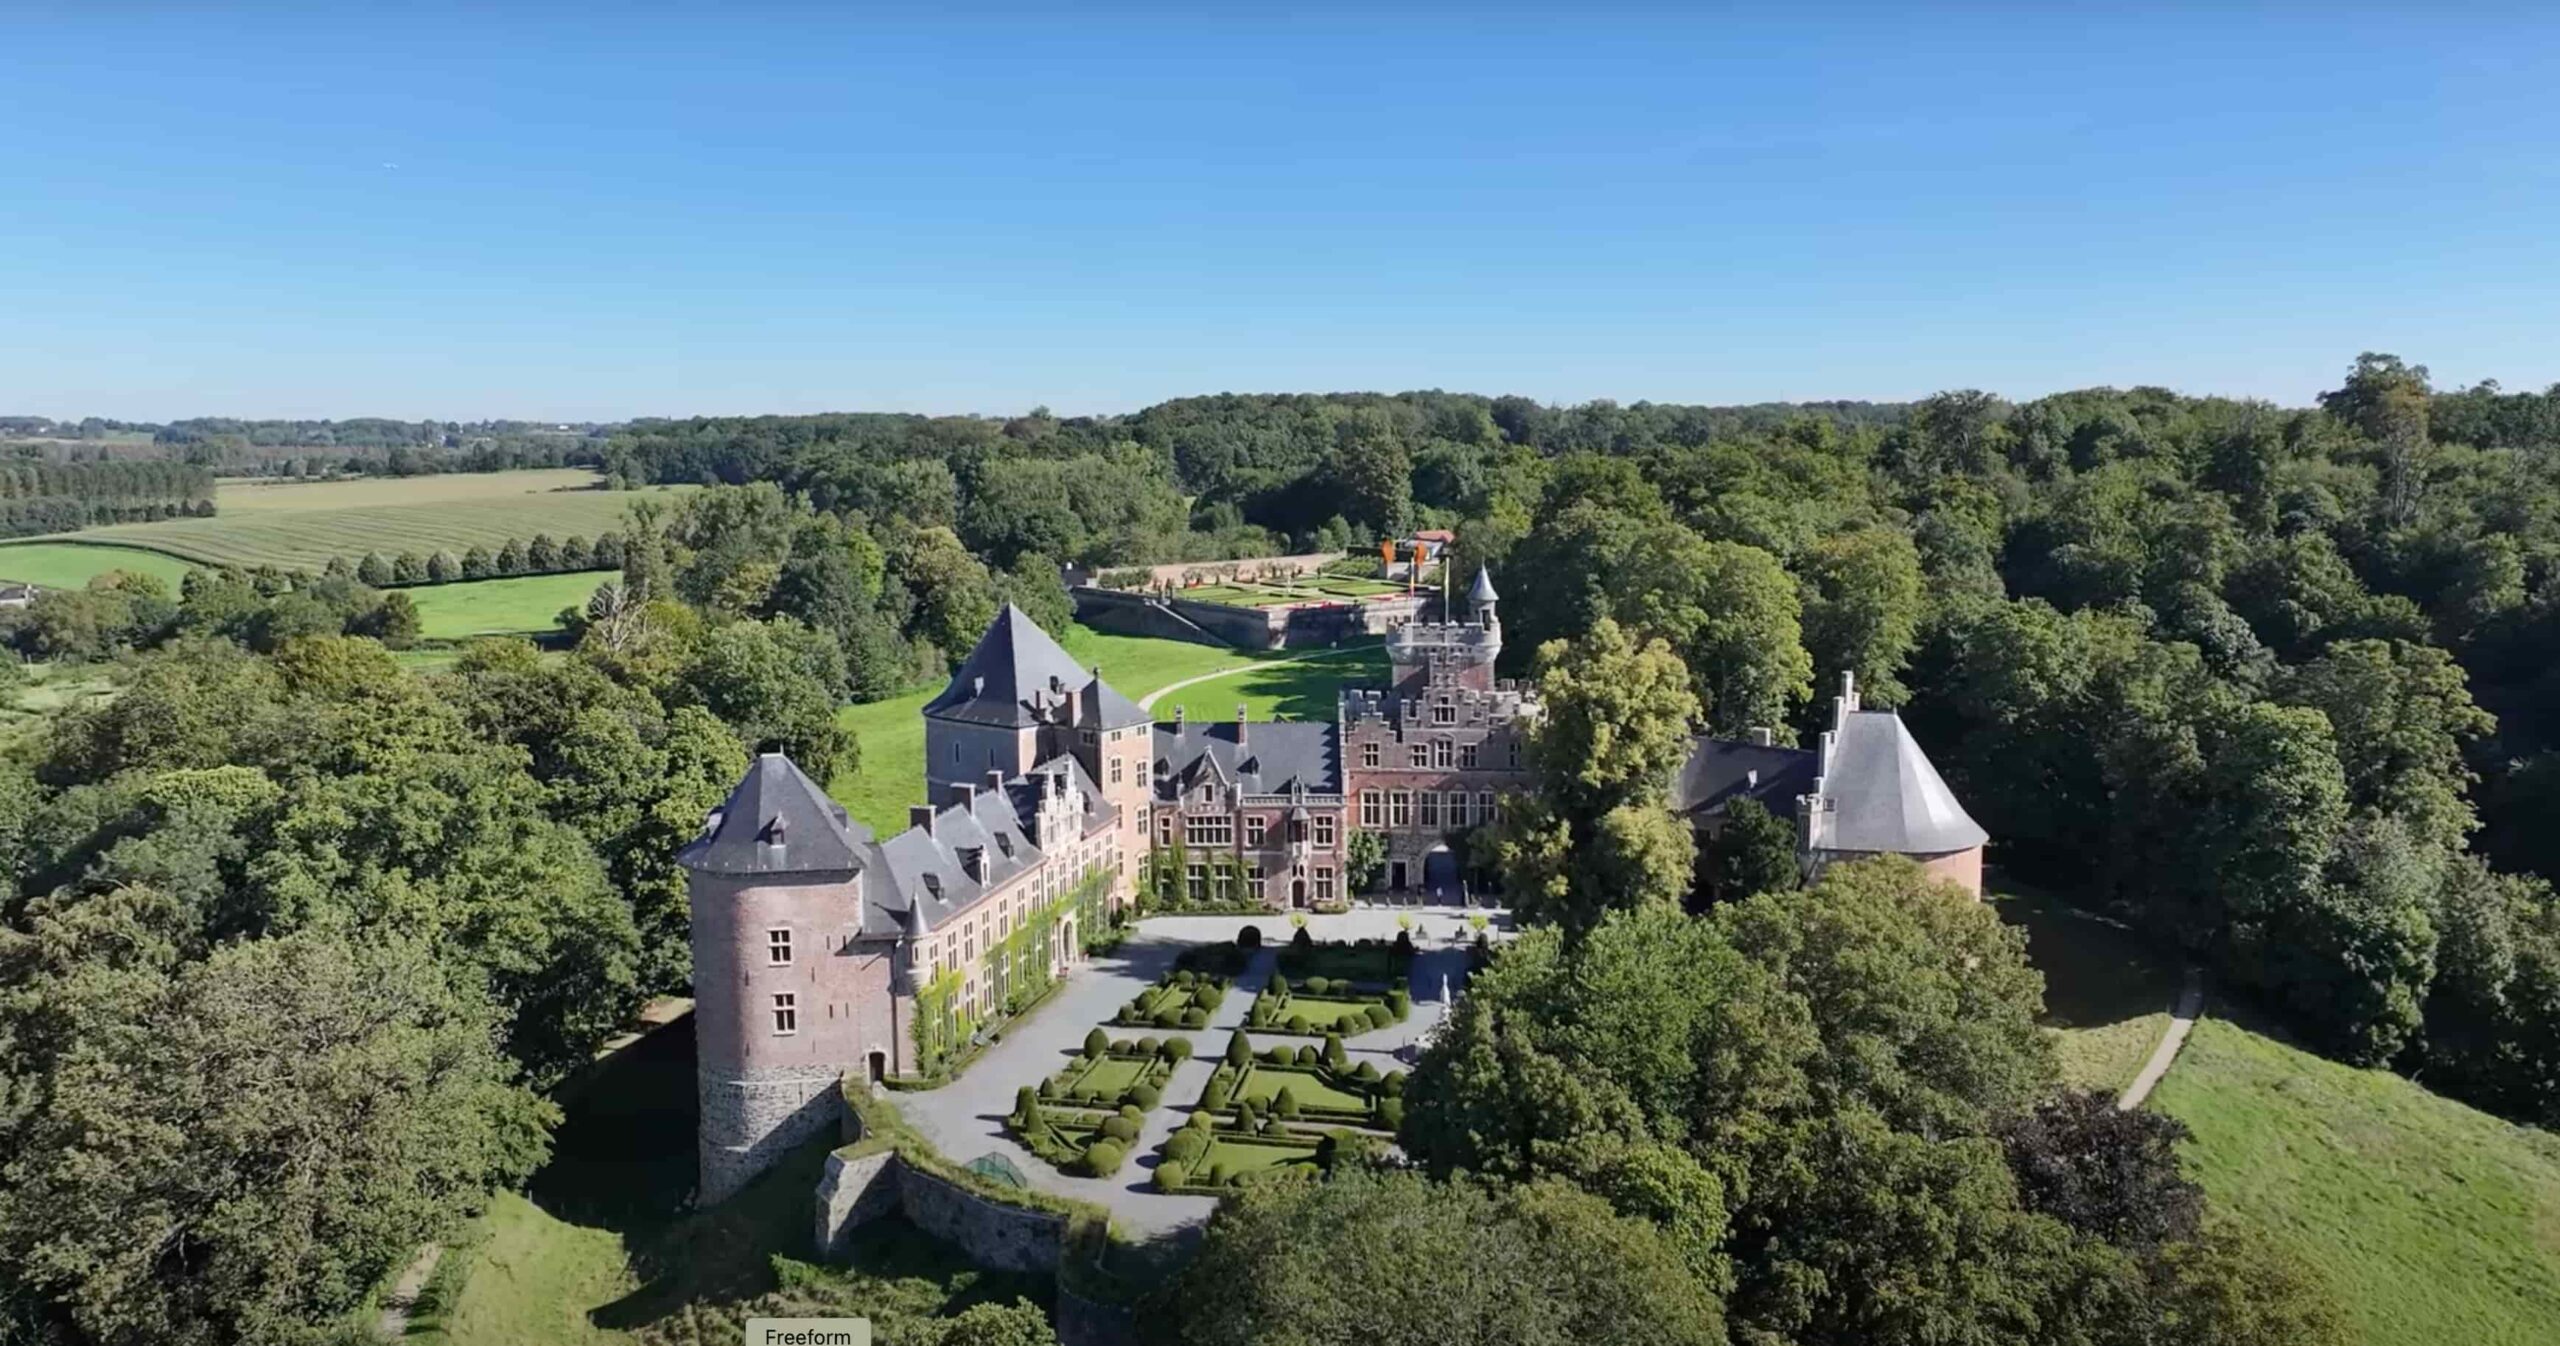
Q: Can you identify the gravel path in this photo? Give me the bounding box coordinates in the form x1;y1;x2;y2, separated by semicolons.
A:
2117;968;2205;1110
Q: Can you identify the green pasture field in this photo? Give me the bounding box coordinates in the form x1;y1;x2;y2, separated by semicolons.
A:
406;571;612;640
2153;1018;2560;1346
57;470;690;572
0;541;195;590
1234;1066;1368;1112
827;626;1381;835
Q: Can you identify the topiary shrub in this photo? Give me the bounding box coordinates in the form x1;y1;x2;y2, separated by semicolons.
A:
1040;1077;1062;1100
1291;927;1313;952
1388;988;1411;1017
1237;925;1261;949
1164;1038;1194;1062
1304;975;1330;996
1273;1085;1301;1119
1204;1163;1227;1185
1353;1060;1380;1082
1323;1032;1346;1069
1383;1071;1406;1096
1226;1032;1252;1067
1286;1014;1309;1034
1164;1129;1207;1166
1180;1008;1209;1029
1130;1083;1162;1110
1085;1027;1110;1057
1363;1003;1394;1030
1188;1108;1214;1129
1378;1097;1405;1129
1262;1046;1289;1066
1295;1044;1319;1067
1194;983;1224;1012
1155;1161;1190;1191
1081;1139;1128;1177
1202;1077;1232;1111
1273;973;1292;995
1012;1086;1042;1129
1153;1006;1185;1029
1136;1035;1160;1057
1100;1114;1141;1143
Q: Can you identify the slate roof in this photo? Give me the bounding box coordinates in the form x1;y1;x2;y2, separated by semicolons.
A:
1468;565;1499;605
1154;720;1340;799
924;604;1148;731
1672;737;1820;822
678;753;870;876
1814;711;1989;854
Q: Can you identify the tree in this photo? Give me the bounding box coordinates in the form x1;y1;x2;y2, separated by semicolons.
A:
461;543;496;580
1798;527;1924;709
355;591;422;649
2276;639;2492;856
1141;1167;1724;1346
496;536;531;575
527;532;561;572
1343;828;1385;894
393;550;427;584
1696;796;1797;907
356;551;393;586
1997;1088;2203;1252
0;929;552;1345
1490;619;1698;934
676;619;857;786
2319;352;2431;527
426;549;460;583
889;526;997;670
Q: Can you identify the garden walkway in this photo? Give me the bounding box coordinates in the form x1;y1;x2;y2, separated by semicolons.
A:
2117;968;2205;1110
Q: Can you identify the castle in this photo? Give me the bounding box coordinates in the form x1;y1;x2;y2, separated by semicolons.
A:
680;566;1984;1200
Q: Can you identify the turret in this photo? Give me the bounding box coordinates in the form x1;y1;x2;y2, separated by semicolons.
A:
1468;564;1500;629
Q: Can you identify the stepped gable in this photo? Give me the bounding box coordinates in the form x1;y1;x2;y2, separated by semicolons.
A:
1816;710;1988;853
1154;718;1340;798
678;752;866;875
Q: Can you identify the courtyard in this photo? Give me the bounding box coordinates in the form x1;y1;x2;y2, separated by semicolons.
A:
878;906;1496;1236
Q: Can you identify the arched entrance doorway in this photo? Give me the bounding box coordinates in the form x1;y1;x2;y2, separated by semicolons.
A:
1422;845;1461;903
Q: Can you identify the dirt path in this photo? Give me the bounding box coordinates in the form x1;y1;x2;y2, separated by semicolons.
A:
1134;644;1371;712
2118;968;2205;1110
374;1242;443;1340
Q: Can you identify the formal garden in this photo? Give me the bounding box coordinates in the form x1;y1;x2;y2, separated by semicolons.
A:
1005;1030;1193;1179
1244;926;1415;1036
1111;967;1229;1031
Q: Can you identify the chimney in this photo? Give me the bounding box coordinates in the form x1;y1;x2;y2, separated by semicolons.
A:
909;805;934;835
1838;669;1860;716
1174;705;1186;725
984;769;1006;794
949;782;977;810
1236;702;1249;746
1748;726;1773;747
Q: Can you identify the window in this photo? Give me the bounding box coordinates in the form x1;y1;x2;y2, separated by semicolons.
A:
1313;815;1337;848
1314;867;1335;902
772;993;798;1035
1420;791;1442;829
1508;740;1521;768
1409;744;1428;768
949;741;960;764
1245;815;1267;847
1360;790;1382;829
1390;790;1412;828
1432;738;1453;768
1432;701;1455;725
1361;741;1380;768
1110;756;1124;785
767;928;793;966
1460;742;1479;769
1157;813;1174;845
1186;815;1234;847
1187;864;1206;901
1478;791;1496;826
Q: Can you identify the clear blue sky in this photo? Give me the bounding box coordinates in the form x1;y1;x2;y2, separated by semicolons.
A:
6;5;2557;420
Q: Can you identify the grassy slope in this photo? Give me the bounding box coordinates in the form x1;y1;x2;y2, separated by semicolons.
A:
1985;875;2184;1093
407;571;614;640
63;470;690;571
2152;1018;2560;1346
828;626;1383;835
0;541;195;589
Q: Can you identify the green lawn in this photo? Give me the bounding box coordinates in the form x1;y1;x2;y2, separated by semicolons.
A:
826;625;1382;835
410;1016;833;1343
1234;1066;1369;1113
405;570;612;640
1150;643;1387;725
1267;996;1390;1034
1195;1137;1320;1179
2152;1017;2560;1346
1986;873;2184;1094
1063;1056;1150;1099
0;541;194;589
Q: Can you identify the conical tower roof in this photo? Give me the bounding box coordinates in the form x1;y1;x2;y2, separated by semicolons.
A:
924;604;1095;727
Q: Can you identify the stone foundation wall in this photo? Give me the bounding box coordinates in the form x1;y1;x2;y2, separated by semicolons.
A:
895;1161;1068;1273
699;1063;843;1204
812;1146;902;1257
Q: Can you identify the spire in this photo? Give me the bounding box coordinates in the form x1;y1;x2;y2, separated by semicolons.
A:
1468;565;1500;627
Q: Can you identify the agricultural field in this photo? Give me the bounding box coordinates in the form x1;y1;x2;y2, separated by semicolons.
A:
52;469;690;572
828;627;1383;834
2152;1017;2560;1346
0;541;195;590
407;571;612;641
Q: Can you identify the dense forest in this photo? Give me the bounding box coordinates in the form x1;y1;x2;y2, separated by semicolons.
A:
6;357;2560;1343
0;417;608;477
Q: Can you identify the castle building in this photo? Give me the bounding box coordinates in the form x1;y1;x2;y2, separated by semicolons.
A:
682;567;1985;1201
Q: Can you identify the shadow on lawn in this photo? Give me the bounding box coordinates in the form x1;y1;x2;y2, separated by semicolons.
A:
1986;870;2183;1030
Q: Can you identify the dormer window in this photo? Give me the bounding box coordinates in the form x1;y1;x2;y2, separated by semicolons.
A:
757;816;787;847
